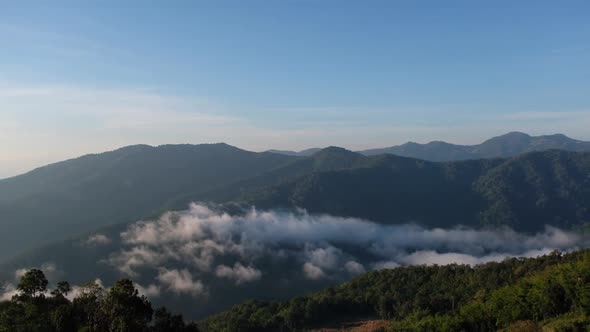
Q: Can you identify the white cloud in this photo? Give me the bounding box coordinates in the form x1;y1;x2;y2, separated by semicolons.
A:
14;262;58;281
14;269;28;280
108;204;585;283
400;251;481;266
344;261;366;275
135;283;161;298
303;263;326;280
66;279;106;302
215;263;262;284
305;246;342;270
156;268;205;297
372;261;401;270
0;283;18;301
85;234;111;246
399;248;559;266
108;246;166;277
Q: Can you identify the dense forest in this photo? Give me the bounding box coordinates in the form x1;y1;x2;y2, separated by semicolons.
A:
245;149;590;232
0;269;199;332
202;249;590;332
5;250;588;331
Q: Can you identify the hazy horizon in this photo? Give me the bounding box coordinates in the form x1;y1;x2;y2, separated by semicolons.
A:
1;130;589;179
2;1;590;177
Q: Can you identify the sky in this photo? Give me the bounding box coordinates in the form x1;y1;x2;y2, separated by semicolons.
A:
1;0;590;178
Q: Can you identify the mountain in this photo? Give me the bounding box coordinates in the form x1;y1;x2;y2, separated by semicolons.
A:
1;148;589;321
3;143;590;262
154;146;370;211
265;148;322;157
0;143;297;260
244;149;590;232
202;249;590;332
3;140;590;263
359;132;590;161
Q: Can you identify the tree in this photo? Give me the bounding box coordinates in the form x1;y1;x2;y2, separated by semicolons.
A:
50;304;76;332
16;269;48;300
73;280;106;332
153;307;193;332
101;279;153;332
51;281;71;298
1;271;196;332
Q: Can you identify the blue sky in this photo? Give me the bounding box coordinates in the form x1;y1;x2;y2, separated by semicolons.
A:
1;0;590;177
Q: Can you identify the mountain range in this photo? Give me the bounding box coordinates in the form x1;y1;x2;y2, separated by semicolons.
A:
1;132;590;323
270;132;590;161
1;133;590;261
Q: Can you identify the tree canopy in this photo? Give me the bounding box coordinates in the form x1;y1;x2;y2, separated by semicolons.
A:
202;249;590;332
0;271;199;332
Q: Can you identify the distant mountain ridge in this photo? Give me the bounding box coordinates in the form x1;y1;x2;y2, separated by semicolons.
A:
360;132;590;160
265;148;322;157
266;132;590;161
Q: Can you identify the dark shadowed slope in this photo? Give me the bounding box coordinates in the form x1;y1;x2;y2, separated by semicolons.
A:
152;147;371;211
0;143;297;260
359;132;590;161
244;149;590;232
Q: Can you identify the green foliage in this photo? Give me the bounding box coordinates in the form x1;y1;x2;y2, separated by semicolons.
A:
101;279;153;332
202;250;590;332
246;150;590;232
16;269;48;300
0;270;199;332
385;250;590;332
153;307;200;332
55;281;71;296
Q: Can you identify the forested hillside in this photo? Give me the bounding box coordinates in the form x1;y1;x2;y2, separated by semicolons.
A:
202;249;590;332
0;144;297;260
245;149;590;232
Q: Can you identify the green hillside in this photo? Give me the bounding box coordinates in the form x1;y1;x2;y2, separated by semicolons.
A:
245;150;590;232
0;144;296;260
202;249;590;332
